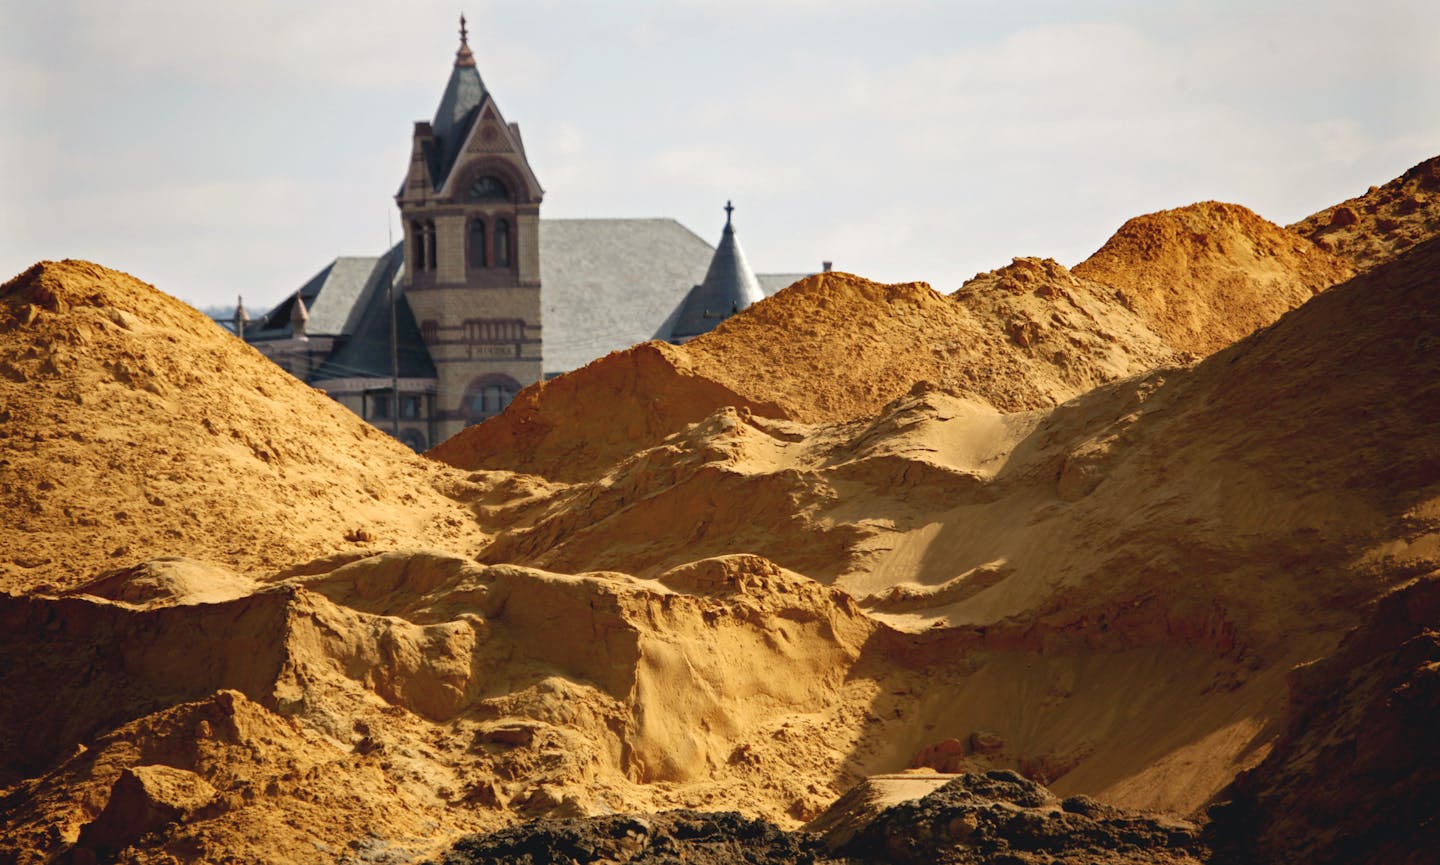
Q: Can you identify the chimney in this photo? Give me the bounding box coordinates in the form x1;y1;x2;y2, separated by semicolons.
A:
822;260;833;273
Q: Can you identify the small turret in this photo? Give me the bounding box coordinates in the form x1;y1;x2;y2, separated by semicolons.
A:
290;292;309;338
668;200;766;341
233;295;250;337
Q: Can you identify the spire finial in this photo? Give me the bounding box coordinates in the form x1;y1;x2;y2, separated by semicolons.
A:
455;13;476;67
724;200;734;227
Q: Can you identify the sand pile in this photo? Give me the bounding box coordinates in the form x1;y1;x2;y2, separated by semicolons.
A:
1291;154;1440;272
463;234;1438;647
0;260;484;592
440;236;1439;819
1071;201;1355;356
685;268;1175;421
1205;573;1440;865
435;268;1177;481
3;165;1438;864
2;551;885;862
438;205;1358;485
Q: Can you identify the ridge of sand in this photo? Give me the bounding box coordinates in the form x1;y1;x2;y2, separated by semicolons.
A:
427;341;792;484
686;267;1176;422
1290;154;1440;272
433;268;1177;482
1072;201;1354;357
436;207;1359;486
2;173;1437;863
0;260;485;592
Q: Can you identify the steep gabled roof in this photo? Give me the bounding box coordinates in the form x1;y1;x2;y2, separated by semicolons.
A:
310;244;436;382
251;256;385;338
427;17;489;189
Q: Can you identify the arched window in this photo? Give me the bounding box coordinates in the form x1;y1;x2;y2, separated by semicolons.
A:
423;220;437;271
410;221;426;271
462;374;521;423
494;218;511;268
468;218;487;268
466;175;508;200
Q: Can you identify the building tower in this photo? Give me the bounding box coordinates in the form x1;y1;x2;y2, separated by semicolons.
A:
396;16;544;442
668;201;766;342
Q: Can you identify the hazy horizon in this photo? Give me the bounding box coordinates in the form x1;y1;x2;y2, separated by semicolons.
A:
2;0;1436;312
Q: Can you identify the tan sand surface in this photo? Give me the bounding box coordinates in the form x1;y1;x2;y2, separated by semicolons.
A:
1072;201;1354;356
0;260;486;593
1290;154;1440;273
2;164;1438;863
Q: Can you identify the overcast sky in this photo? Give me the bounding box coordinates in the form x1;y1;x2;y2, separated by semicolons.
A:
2;1;1437;312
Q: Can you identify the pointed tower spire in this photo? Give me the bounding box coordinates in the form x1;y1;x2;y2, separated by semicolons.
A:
455;14;476;68
426;15;489;187
668;201;766;341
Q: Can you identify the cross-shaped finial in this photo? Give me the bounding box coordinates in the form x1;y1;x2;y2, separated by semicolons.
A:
460;14;469;46
724;200;734;226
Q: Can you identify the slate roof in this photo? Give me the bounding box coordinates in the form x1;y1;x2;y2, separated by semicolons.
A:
251;255;387;339
310;244;436;381
427;62;488;189
539;218;714;374
669;210;767;342
251;219;809;382
306;257;388;335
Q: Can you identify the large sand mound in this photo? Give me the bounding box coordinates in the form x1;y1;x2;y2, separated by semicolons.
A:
434;268;1177;482
1072;201;1354;356
0;260;484;592
437;205;1359;485
1290;154;1440;272
469;236;1439;654
3;169;1437;863
685;267;1176;421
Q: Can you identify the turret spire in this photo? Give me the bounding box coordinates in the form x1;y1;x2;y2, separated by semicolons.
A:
666;201;765;341
455;14;476;67
234;295;250;338
290;291;310;338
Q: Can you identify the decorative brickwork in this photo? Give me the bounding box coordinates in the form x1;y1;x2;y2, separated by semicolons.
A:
395;26;545;443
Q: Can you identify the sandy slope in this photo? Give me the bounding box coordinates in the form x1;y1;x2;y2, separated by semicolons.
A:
1206;574;1440;865
1290;154;1440;272
1072;201;1354;356
0;261;486;593
434;202;1351;484
2;167;1437;863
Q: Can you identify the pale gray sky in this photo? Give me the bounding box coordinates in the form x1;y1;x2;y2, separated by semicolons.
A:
2;1;1437;311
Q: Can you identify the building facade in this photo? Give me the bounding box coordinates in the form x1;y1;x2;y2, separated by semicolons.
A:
242;19;806;451
396;18;544;442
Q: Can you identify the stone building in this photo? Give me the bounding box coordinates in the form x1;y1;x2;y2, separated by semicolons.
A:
243;19;804;450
